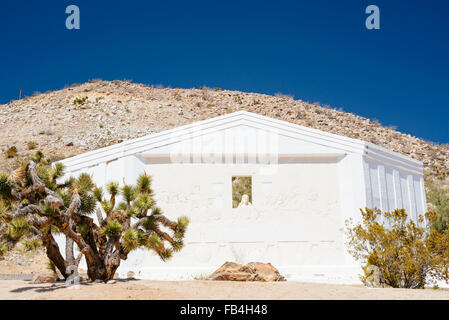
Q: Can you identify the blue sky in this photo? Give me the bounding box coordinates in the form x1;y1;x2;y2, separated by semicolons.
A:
0;0;448;143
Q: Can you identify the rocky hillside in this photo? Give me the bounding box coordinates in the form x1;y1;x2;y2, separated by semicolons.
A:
0;80;448;180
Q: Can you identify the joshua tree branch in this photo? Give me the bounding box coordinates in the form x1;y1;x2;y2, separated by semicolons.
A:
153;215;177;230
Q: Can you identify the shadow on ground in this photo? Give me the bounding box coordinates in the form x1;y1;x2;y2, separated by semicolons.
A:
9;278;139;293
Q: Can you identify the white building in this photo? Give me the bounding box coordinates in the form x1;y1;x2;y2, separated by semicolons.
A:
58;111;427;283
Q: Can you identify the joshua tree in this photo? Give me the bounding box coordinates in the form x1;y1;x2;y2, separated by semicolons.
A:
0;151;189;281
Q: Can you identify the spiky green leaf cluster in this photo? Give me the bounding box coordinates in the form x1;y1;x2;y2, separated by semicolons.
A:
174;216;189;240
52;162;65;180
106;181;119;196
62;176;75;189
36;163;53;188
93;187;103;202
69;174;97;215
101;200;113;214
5;218;30;241
171;240;184;252
0;172;14;199
145;233;162;249
122;228;140;252
133;194;154;217
151;207;162;215
122;185;137;203
142;216;156;230
57;190;72;208
159;248;173;261
79;193;97;215
77;173;94;192
36;162;66;191
136;173;152;194
101;219;122;237
117;202;128;212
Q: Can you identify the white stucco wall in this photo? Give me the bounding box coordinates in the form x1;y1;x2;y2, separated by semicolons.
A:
116;160;348;281
363;157;427;219
55;111;426;284
57;155;364;283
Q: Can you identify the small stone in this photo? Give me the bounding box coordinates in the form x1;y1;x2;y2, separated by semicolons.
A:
107;280;117;284
15;259;24;266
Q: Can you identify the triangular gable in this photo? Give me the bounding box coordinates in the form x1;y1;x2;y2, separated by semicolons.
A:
60;111;421;172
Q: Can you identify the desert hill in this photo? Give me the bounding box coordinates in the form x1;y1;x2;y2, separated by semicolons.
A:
0;80;447;180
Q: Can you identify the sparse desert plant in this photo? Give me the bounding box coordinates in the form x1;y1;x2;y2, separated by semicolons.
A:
346;207;449;288
233;95;243;104
193;273;210;280
73;96;88;105
0;151;189;281
27;141;38;150
22;238;43;251
5;146;18;158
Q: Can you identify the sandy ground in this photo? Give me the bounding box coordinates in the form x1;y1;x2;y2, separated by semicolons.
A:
0;279;448;300
2;249;449;300
0;248;49;275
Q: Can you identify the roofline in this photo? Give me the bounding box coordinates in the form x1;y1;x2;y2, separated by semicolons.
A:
59;110;423;173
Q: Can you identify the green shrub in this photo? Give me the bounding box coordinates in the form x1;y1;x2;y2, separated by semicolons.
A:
346;207;449;289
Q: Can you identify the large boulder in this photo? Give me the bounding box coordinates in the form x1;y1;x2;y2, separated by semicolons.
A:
208;262;286;282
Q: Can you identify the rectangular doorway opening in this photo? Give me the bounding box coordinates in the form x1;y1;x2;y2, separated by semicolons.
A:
232;176;252;208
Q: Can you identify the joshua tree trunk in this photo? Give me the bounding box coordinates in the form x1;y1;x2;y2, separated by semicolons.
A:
42;231;69;279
